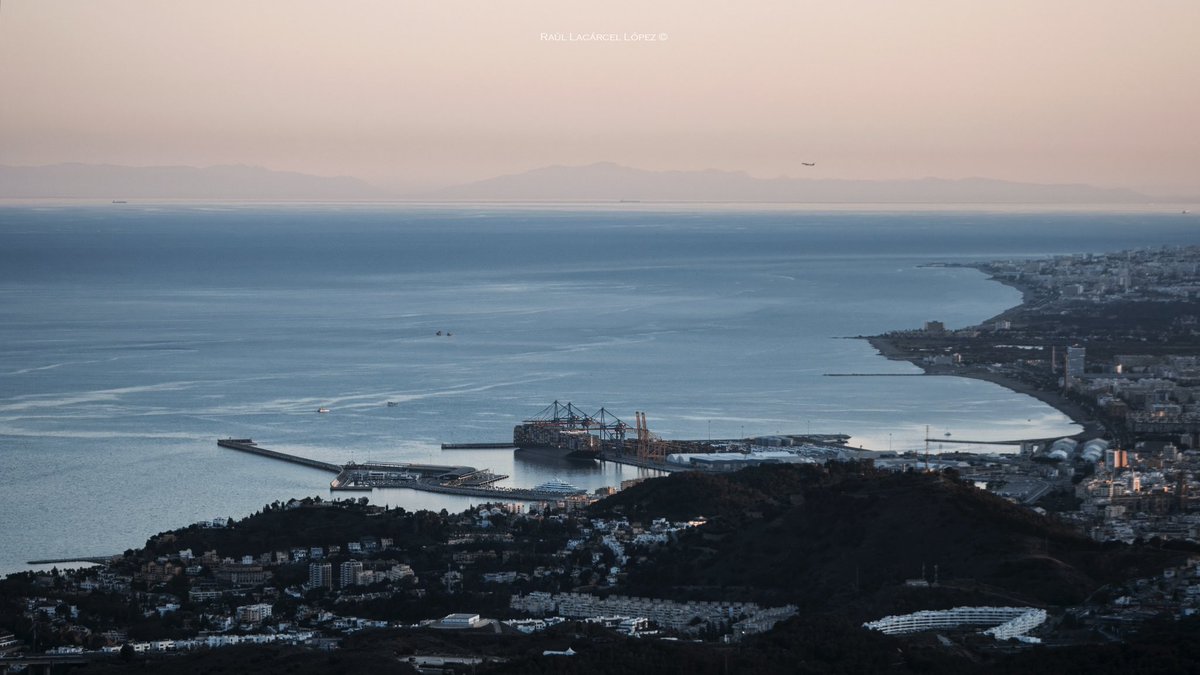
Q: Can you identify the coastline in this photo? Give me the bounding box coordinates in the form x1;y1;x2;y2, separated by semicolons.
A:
866;263;1102;440
867;335;1099;438
967;265;1043;327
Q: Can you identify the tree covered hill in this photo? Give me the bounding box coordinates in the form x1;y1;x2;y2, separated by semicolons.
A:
595;463;1186;610
134;499;456;561
33;466;1200;675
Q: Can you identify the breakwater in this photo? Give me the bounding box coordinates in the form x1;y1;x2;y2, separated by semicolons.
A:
218;439;588;502
217;438;342;472
824;373;927;377
26;555;119;566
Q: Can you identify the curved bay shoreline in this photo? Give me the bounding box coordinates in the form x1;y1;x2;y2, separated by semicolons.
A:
869;336;1101;438
866;263;1104;442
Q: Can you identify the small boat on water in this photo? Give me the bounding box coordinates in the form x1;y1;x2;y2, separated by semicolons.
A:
386;401;399;407
317;407;331;414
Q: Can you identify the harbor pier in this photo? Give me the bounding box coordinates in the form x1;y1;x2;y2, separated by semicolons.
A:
217;439;341;472
218;439;588;501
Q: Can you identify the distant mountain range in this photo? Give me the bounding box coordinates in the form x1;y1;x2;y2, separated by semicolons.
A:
428;162;1151;203
0;163;386;199
0;161;1158;203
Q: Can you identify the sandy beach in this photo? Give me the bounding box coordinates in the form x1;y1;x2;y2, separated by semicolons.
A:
866;335;1102;439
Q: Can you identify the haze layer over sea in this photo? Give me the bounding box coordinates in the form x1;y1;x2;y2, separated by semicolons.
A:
1;203;1196;575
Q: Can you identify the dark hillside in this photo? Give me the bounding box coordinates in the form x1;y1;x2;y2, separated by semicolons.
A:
137;500;450;560
598;465;1183;611
591;464;817;521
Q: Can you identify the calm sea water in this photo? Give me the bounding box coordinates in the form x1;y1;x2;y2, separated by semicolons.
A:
1;203;1196;575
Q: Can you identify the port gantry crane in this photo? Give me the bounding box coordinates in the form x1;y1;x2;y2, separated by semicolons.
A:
635;411;659;462
524;400;630;449
634;410;691;463
524;401;689;463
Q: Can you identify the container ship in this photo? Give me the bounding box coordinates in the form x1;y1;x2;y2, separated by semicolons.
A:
512;401;629;461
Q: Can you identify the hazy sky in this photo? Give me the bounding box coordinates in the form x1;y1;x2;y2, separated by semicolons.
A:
1;1;1197;194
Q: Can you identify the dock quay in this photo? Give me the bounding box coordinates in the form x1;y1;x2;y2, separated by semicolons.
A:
330;462;508;491
441;442;516;450
597;451;678;472
406;479;590;501
219;438;580;502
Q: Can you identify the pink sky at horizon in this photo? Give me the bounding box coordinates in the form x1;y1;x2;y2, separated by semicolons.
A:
0;0;1197;195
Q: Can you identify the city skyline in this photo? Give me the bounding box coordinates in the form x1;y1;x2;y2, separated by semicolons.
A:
1;1;1197;196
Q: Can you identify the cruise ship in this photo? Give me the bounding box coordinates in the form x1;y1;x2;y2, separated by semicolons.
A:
532;478;585;495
